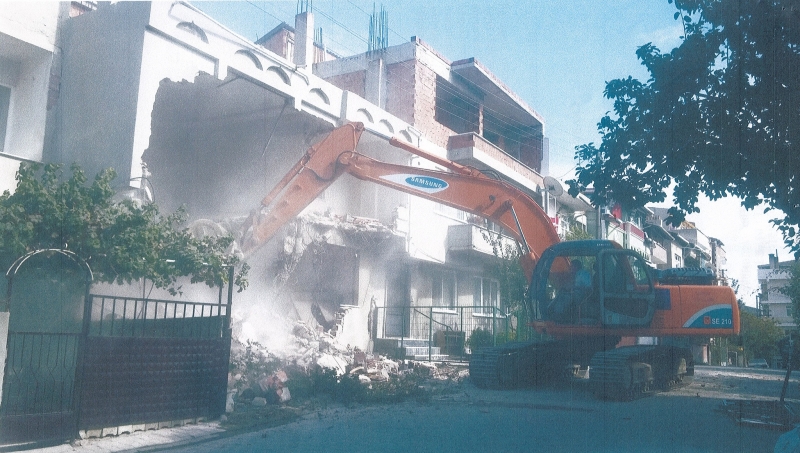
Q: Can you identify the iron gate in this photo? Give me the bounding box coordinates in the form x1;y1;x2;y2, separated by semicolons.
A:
0;250;89;445
0;251;234;446
77;294;231;431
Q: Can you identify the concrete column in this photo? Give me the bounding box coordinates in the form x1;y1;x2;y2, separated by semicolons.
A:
365;57;386;108
294;12;315;67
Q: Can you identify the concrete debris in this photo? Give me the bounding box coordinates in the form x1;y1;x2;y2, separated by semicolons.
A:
278;386;291;403
226;390;236;413
317;353;349;376
275;212;399;285
230;317;459;412
257;370;292;404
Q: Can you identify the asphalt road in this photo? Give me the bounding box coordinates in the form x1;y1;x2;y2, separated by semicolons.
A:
163;366;798;453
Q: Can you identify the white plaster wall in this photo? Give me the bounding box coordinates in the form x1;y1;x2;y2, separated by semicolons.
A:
0;3;60;53
4;52;51;160
0;155;21;194
0;2;60;161
132;31;216;180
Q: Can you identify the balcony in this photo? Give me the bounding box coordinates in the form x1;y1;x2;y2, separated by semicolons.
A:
447;133;543;193
447;223;515;257
649;242;668;266
758;267;790;281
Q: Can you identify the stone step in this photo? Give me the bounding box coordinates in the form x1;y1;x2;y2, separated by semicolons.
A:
397;339;430;348
412;354;450;361
404;346;440;356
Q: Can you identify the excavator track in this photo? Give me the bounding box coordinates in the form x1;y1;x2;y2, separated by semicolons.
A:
589;345;693;400
470;336;621;389
470;342;543;389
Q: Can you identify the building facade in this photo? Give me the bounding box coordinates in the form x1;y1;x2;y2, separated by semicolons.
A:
1;2;593;355
0;2;66;193
758;253;797;335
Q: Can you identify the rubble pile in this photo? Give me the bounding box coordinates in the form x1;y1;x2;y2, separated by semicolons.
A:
227;320;411;412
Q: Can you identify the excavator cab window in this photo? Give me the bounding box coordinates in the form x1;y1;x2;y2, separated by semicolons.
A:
539;253;599;324
597;249;655;327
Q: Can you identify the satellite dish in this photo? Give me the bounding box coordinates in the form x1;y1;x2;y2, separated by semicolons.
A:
543;176;564;197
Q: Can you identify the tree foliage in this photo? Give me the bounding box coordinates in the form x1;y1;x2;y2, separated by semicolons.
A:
785;262;800;326
568;0;800;256
738;309;785;364
0;163;248;294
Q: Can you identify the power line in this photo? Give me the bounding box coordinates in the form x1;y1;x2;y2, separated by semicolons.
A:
233;1;582;175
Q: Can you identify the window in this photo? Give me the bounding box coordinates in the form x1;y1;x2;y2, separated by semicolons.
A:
432;269;456;310
787;306;793;318
434;76;479;134
433;202;467;221
761;283;769;301
473;277;499;314
0;85;10;152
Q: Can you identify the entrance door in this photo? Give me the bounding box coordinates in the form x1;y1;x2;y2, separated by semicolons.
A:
384;265;410;337
0;250;90;445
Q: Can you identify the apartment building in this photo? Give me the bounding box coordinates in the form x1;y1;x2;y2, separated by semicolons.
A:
758;253;797;335
0;3;65;193
254;9;595;348
1;2;593;353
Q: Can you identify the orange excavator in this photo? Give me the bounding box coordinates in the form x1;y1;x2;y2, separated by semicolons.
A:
239;122;739;399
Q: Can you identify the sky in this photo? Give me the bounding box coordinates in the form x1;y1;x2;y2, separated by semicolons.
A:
193;0;792;305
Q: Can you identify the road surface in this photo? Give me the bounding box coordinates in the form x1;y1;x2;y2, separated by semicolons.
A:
164;366;798;453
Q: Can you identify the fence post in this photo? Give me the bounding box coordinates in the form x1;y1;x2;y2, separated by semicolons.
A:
217;265;236;417
492;307;496;346
460;307;464;359
428;306;433;361
400;305;405;360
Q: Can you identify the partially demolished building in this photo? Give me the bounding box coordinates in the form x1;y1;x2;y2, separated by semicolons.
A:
8;1;592;357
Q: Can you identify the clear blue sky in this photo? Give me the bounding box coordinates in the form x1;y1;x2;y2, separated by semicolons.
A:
193;0;791;304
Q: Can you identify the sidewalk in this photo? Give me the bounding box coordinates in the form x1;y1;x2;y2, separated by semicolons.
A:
21;421;225;453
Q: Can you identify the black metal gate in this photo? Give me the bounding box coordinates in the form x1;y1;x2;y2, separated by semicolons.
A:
0;251;234;446
77;294;231;431
0;250;90;445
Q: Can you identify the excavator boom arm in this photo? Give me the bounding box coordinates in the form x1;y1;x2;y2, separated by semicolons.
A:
241;122;560;279
336;151;560;276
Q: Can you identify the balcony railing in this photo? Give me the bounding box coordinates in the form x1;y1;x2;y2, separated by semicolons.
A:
447;133;543;190
372;305;534;362
447;223;515;256
649;242;668;265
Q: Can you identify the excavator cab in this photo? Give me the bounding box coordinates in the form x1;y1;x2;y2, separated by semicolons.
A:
531;240;656;328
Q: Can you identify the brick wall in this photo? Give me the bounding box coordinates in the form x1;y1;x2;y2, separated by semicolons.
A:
323;70;366;98
385;61;416;125
258;29;291;59
519;137;543;173
412;62;455;149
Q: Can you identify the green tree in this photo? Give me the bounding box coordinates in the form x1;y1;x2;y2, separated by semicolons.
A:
482;231;528;317
785;262;800;326
568;0;800;256
481;223;594;340
739;310;784;365
0;163;248;294
564;223;593;242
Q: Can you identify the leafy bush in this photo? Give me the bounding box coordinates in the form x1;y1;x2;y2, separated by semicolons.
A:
467;328;493;351
0;162;247;294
